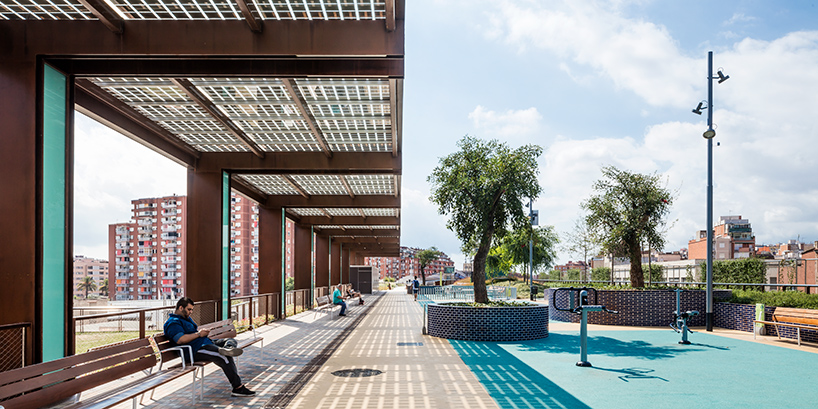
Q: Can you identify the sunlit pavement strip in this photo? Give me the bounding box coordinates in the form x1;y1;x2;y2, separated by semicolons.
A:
452;325;818;409
74;296;378;409
288;289;499;409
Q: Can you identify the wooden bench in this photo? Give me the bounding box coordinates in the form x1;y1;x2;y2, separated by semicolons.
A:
0;337;196;409
753;307;818;346
314;295;339;319
154;318;264;400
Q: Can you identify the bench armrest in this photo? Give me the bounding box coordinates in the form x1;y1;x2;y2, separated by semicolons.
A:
158;345;194;371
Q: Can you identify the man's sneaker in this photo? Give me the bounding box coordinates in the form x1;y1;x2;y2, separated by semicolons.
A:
231;385;255;397
219;346;244;357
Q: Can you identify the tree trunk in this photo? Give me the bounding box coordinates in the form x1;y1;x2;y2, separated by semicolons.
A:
473;228;494;304
421;266;426;285
628;239;644;288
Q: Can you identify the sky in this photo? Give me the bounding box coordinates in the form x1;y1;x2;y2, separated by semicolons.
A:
74;0;818;270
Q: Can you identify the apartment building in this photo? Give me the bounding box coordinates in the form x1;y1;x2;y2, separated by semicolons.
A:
72;255;109;299
688;215;756;260
365;246;455;280
229;193;259;296
108;195;187;301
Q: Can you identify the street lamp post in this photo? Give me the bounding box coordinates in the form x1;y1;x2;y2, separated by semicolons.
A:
693;51;728;331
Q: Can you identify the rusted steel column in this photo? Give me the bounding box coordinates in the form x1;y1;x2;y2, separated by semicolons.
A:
315;234;329;293
331;241;342;285
185;169;224;306
293;223;312;293
258;206;283;296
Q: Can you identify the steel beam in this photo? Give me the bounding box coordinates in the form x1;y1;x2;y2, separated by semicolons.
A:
389;79;403;157
281;79;332;158
201;152;400;173
339;175;355;198
230;175;269;205
316;228;398;236
170;78;265;159
74;79;200;168
298;216;397;225
331;236;400;244
75;0;124;34
3;20;404;58
280;175;309;199
235;0;264;33
268;195;399;208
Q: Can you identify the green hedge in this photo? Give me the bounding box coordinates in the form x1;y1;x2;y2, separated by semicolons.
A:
728;289;818;309
698;258;765;284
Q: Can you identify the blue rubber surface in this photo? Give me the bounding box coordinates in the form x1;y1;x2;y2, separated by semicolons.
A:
451;330;818;409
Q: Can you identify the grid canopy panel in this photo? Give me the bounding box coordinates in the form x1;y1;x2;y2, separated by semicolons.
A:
236;174;396;196
84;77;393;153
1;0;386;20
287;207;399;217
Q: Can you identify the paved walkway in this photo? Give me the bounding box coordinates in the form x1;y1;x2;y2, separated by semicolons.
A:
76;288;496;409
70;289;818;409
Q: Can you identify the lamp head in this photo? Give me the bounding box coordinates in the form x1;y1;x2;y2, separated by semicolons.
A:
692;102;704;115
703;129;716;139
717;70;730;84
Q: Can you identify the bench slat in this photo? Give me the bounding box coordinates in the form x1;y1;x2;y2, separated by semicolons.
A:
0;352;157;409
0;338;152;388
0;345;155;401
66;367;196;409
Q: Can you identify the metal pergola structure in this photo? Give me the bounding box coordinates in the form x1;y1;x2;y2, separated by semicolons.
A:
1;0;404;364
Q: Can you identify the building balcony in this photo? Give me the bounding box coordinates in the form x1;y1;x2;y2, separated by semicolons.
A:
163;241;178;248
115;259;129;265
161;202;177;208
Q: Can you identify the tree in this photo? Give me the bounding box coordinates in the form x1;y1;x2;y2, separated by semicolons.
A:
76;276;97;299
429;136;543;303
416;247;442;285
99;278;109;297
485;247;513;279
583;166;673;288
562;215;599;282
591;267;611;282
496;225;559;281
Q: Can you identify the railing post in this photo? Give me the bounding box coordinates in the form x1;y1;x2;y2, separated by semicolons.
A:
139;311;146;339
249;298;254;327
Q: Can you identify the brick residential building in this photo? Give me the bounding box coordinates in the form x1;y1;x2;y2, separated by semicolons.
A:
365;246;455;281
688;215;756;261
108;195;187;301
72;255;109;299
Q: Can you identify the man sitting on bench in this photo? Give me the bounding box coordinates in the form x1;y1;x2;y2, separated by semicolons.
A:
164;297;256;397
332;284;348;316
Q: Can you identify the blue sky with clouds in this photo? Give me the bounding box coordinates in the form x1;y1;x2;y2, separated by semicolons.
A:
75;0;818;269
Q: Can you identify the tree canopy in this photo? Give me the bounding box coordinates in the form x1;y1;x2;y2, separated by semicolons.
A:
76;276;97;299
428;136;542;303
496;225;559;278
416;247;442;285
582;166;673;288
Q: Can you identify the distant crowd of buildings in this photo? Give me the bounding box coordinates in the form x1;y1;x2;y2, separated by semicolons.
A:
554;215;818;286
72;194;455;300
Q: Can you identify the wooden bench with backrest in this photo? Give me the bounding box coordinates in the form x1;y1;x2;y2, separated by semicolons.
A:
753;307;818;346
153;318;264;400
0;337;196;409
314;295;339;319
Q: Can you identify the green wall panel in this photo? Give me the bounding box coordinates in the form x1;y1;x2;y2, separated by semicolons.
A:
42;64;67;361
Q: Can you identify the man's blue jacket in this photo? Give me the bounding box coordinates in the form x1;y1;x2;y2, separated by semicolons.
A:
164;313;213;358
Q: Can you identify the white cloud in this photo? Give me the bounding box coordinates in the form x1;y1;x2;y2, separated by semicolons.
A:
468;105;543;141
73;114;187;260
484;0;700;108
723;13;757;26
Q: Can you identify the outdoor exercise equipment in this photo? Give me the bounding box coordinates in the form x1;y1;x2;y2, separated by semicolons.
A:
552;287;618;367
669;288;699;344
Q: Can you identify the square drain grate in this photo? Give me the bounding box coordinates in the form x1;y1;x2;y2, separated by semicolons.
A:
397;342;423;346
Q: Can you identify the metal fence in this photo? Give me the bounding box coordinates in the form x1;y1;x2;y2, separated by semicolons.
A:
535;279;818;293
0;322;29;372
72;299;218;354
417;285;517;303
231;293;280;329
285;289;310;316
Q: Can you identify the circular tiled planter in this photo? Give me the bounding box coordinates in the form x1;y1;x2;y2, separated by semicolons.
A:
546;288;731;327
427;302;548;341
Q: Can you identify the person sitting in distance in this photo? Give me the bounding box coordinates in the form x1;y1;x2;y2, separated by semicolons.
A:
332;284;348;316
